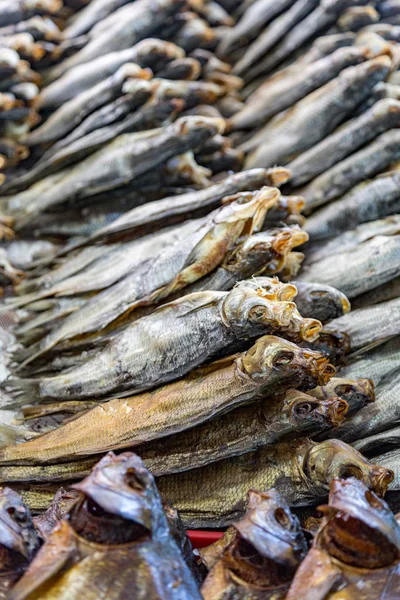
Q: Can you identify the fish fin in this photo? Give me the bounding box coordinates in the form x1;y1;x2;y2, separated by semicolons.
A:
0;423;18;447
347;334;398;359
4;377;40;405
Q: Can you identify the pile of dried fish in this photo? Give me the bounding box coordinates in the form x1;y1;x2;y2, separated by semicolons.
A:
0;0;398;596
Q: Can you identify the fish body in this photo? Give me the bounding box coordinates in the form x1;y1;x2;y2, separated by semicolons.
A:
298;234;400;298
1;335;333;463
156;438;393;527
244;56;391;168
286;478;400;600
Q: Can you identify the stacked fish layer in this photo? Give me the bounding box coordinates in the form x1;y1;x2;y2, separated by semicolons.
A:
0;0;398;596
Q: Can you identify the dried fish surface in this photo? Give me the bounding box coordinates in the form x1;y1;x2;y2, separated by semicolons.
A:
39;39;185;108
353;425;400;455
83;168;278;243
231;46;367;130
233;0;321;79
352;275;400;308
157;439;393;527
201;489;307;600
324;296;400;352
10;452;202;600
302;129;400;212
339;337;400;385
137;388;347;476
305;172;400;241
9;279;310;401
288;98;400;188
6;116;225;228
0;487;39;596
319;369;400;445
33;487;80;542
286;478;400;600
244;57;391;168
9;189;279;364
298;234;400;298
0;336;333;465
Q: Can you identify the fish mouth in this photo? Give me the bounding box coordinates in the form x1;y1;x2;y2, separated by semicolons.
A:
299;318;322;342
267;167;290;187
341;295;351;314
323;397;349;426
370;466;394;497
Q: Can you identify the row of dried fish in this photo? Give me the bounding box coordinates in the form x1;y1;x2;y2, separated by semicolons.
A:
0;449;398;599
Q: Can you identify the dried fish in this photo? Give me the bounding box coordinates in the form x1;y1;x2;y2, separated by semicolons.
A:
352;275;400;309
9;189;280;364
298;234;400;299
156;438;393;527
288;281;351;324
319;368;400;446
10;452;202;600
201;489;307;600
39;39;185;108
7;116;225;228
217;0;295;57
231;46;366;130
33;487;80;541
288;99;400;188
86;168;287;243
0;336;333;464
303;130;400;212
286;478;400;600
50;0;185;76
340;337;400;385
0;487;39;596
308;377;375;417
325;296;400;353
244;57;391;168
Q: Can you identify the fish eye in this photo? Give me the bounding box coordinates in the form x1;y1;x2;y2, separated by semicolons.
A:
365;490;385;510
273;351;294;366
85;498;106;517
7;506;27;524
339;465;363;480
249;306;266;321
125;468;145;491
274;507;292;529
293;402;316;416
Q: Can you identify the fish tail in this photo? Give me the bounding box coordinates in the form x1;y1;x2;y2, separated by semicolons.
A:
0;423;18;447
5;376;41;405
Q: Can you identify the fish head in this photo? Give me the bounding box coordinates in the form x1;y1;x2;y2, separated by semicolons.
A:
241;336;334;390
310;330;351;365
280;195;306;217
323;377;375;414
221;282;297;336
222;233;284;279
175;115;226;137
303;440;394;498
317;477;400;568
287;308;323;343
233;489;308;573
297;283;351;321
70;452;159;545
275;389;348;431
236;277;298;301
0;487;38;559
265;167;291;187
218;187;281;236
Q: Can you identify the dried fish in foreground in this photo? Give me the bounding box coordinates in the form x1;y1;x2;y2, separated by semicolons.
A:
286;478;400;600
10;452;202;600
0;335;333;464
0;487;39;596
201;489;308;600
156;439;393;528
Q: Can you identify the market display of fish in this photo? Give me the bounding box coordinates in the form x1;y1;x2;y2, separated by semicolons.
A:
0;0;398;597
